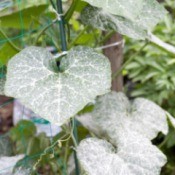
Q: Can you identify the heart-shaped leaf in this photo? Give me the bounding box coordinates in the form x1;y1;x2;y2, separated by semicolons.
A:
89;92;169;140
77;135;167;175
5;46;111;126
81;0;167;39
77;92;172;174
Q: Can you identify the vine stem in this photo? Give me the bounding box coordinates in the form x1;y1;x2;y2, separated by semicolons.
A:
149;33;175;55
56;0;80;174
34;20;57;45
68;26;89;49
71;118;80;175
65;0;79;22
0;29;21;51
57;0;67;51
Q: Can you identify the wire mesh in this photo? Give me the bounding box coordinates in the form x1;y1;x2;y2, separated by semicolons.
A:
0;0;64;174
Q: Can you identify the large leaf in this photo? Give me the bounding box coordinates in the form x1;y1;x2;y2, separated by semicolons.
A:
83;0;144;20
78;136;166;175
81;0;167;39
78;92;169;140
77;92;172;174
81;6;147;39
5;46;111;126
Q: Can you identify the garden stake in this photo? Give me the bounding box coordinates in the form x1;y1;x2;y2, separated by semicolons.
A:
56;0;80;174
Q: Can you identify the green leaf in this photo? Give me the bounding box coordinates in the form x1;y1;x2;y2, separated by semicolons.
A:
0;43;18;67
5;46;111;126
81;0;167;39
10;120;36;142
0;4;48;29
77;136;166;175
26;137;40;156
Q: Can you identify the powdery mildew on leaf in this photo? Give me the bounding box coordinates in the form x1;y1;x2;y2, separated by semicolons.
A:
77;92;172;175
83;0;144;20
5;46;111;126
76;113;103;136
81;0;167;39
81;6;147;39
136;0;167;30
92;92;168;140
0;78;5;95
77;136;166;175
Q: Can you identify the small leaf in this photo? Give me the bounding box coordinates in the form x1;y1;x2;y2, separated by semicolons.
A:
5;46;111;126
10;120;36;142
77;136;166;175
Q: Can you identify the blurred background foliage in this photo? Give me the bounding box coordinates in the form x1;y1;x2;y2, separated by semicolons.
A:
0;0;175;174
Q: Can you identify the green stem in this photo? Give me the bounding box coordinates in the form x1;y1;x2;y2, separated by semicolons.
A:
112;42;148;79
57;0;67;51
65;0;79;22
49;0;56;9
34;20;57;45
99;31;115;45
71;118;80;175
158;134;170;148
0;29;21;51
68;26;89;49
56;0;80;174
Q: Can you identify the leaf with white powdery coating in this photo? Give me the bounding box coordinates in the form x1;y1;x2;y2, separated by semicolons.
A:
77;92;171;174
83;0;144;20
81;0;167;39
77;136;167;175
5;46;111;126
81;6;147;39
91;92;168;140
